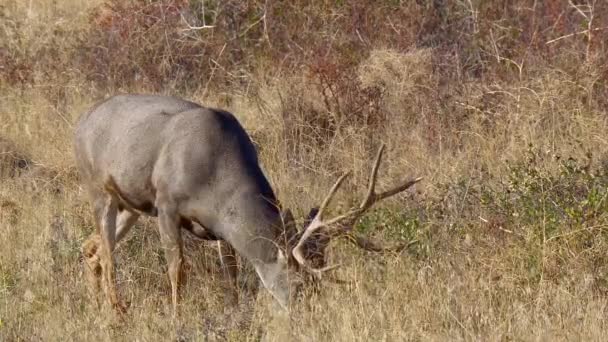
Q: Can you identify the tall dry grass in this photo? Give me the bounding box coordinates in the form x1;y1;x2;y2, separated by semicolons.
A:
2;0;608;341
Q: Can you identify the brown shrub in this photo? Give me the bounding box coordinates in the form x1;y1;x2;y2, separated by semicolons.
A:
0;136;69;195
79;0;274;92
81;0;197;90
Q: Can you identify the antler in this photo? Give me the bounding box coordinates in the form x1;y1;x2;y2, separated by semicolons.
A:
291;144;423;275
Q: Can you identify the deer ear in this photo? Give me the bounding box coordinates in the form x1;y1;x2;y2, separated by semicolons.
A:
276;247;287;265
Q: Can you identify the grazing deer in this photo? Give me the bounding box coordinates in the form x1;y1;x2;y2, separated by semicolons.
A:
73;94;421;314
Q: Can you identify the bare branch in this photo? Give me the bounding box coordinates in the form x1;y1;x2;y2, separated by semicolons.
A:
180;12;214;31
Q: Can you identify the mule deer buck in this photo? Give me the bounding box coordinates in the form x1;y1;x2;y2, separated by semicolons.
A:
74;94;421;314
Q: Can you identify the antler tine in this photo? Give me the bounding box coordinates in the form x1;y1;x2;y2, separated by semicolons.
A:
322;145;422;229
316;171;351;220
307;144;390;229
362;143;385;208
291;171;351;270
302;263;342;280
319;175;423;229
375;177;424;202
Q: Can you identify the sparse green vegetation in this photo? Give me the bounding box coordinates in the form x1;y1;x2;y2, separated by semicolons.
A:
2;0;608;340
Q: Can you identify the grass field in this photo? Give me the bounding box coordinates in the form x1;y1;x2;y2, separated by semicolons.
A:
2;1;608;340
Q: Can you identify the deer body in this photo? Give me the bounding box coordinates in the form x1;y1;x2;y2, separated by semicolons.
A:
75;94;421;315
75;94;292;312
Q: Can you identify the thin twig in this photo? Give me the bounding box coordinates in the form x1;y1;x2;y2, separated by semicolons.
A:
180;10;214;30
201;43;226;99
546;27;606;45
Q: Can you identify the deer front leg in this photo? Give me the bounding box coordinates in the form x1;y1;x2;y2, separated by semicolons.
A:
83;233;102;307
83;209;140;309
217;241;239;307
97;196;127;313
157;204;183;317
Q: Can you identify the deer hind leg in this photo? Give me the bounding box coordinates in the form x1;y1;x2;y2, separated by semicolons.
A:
82;194;109;308
83;233;102;307
157;203;183;317
96;195;129;313
217;241;239;307
83;207;139;310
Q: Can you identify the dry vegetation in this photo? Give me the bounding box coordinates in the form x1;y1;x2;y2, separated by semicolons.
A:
2;0;608;340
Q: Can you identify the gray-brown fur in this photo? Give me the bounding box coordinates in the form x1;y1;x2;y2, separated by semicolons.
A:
74;94;296;312
74;94;421;315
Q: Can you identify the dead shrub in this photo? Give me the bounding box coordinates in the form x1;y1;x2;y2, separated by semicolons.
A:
18;165;65;195
0;137;69;194
0;196;21;225
81;0;197;90
0;137;31;179
79;0;273;92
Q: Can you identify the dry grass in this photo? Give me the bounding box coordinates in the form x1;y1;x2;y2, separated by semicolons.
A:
2;0;608;341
